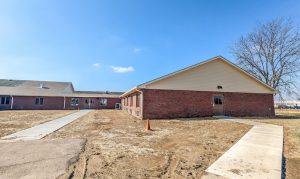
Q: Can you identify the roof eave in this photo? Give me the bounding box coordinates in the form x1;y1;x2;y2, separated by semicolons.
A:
120;87;141;98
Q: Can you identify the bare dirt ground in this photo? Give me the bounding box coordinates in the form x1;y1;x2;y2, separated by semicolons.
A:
253;109;300;179
0;110;75;137
46;110;250;179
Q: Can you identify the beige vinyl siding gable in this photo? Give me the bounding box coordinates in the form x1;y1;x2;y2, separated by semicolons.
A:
143;59;273;94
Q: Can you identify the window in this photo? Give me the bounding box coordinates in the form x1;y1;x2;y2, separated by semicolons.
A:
35;97;44;105
115;103;121;109
136;93;140;107
71;98;79;106
0;96;10;105
214;96;223;105
126;97;128;106
130;96;133;106
85;99;89;104
100;98;107;106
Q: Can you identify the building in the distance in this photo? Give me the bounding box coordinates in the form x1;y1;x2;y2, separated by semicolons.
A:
0;79;122;110
274;100;300;108
120;56;275;119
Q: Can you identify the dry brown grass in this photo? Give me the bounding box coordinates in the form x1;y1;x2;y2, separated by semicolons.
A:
46;110;251;179
275;109;300;118
0;110;75;137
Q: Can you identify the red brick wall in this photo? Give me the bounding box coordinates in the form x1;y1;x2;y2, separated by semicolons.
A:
121;92;142;119
9;96;120;110
142;89;274;119
12;96;64;110
223;92;274;117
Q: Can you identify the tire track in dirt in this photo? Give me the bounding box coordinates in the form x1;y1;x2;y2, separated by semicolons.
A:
48;110;250;179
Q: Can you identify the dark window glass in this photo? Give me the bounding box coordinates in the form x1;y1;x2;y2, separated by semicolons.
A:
5;97;10;105
71;98;79;106
35;97;44;105
35;98;39;105
214;96;223;105
130;96;133;106
0;97;10;105
40;98;44;105
1;97;5;104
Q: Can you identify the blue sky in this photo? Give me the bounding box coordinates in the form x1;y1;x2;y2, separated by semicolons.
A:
0;0;300;92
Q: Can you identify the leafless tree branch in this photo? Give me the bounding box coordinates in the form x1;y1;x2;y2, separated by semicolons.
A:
231;18;300;99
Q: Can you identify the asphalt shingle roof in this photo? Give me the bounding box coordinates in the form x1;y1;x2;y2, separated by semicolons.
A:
0;79;122;98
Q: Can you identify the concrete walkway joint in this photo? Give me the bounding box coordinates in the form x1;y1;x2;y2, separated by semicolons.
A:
204;119;283;179
1;110;92;141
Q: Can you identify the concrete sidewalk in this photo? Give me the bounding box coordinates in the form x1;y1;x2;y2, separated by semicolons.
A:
204;119;283;179
1;110;92;141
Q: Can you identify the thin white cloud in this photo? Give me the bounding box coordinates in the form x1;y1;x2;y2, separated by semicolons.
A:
92;63;101;68
133;47;142;53
111;66;134;73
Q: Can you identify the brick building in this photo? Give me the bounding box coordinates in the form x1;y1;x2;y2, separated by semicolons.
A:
0;79;122;110
120;56;275;119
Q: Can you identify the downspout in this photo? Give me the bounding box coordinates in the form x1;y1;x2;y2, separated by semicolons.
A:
63;96;66;109
10;95;14;110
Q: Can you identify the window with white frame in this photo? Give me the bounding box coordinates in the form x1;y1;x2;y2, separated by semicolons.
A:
71;98;79;106
0;96;10;105
35;97;44;105
100;98;107;106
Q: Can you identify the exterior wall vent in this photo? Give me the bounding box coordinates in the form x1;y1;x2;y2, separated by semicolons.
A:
39;82;48;89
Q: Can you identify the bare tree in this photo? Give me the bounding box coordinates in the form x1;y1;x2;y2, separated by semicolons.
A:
231;18;300;99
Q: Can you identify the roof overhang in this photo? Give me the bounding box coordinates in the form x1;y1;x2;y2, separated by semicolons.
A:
119;87;143;98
